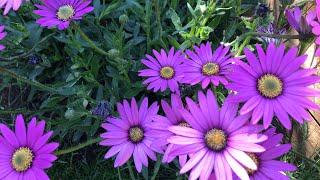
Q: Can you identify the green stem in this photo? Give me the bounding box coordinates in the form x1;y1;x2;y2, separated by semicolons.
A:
151;155;162;180
55;137;102;156
0;66;58;93
0;33;55;61
74;24;109;56
127;162;136;180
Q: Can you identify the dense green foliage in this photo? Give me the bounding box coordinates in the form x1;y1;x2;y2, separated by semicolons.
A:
0;0;319;179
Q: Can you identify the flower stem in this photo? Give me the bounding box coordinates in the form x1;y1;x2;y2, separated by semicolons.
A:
55;137;102;156
126;162;136;180
74;24;109;56
151;155;162;180
0;66;58;93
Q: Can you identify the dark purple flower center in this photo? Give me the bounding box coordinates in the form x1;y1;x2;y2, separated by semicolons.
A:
57;5;75;21
202;62;219;76
129;127;144;143
205;128;227;151
177;121;191;128
245;153;260;175
11;147;34;172
257;74;283;98
160;66;175;79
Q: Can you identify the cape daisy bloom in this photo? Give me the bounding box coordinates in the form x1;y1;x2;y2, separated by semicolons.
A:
168;90;267;180
182;42;236;89
0;114;59;180
147;94;190;167
0;0;23;15
232;127;296;180
306;0;320;56
138;48;185;93
285;7;311;34
34;0;94;30
100;98;162;172
0;25;7;51
227;43;320;129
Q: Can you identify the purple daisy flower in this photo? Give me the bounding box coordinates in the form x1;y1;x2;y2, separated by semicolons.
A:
0;25;7;51
0;0;23;15
138;48;185;93
285;7;311;34
227;43;320;129
233;127;296;180
100;98;162;172
0;114;59;180
257;23;286;45
168;90;267;180
33;0;94;30
210;128;296;180
306;0;320;56
146;94;190;167
182;42;236;89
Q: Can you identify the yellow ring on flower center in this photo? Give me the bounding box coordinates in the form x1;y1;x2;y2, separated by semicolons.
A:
129;127;144;143
57;5;75;21
202;62;219;76
245;153;260;175
11;147;34;172
160;66;175;79
258;74;283;98
205;129;227;151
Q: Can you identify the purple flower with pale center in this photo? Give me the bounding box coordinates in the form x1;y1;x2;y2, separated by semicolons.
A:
227;43;320;129
0;25;7;51
0;0;23;15
146;94;190;167
285;7;311;34
100;98;162;172
209;128;296;180
168;90;267;180
306;0;320;56
257;23;286;45
138;48;185;93
0;114;59;180
182;42;236;89
33;0;94;30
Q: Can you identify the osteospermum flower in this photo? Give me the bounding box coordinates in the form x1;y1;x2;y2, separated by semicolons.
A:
0;25;7;51
233;127;296;180
138;48;185;93
0;0;23;15
257;23;286;45
33;0;94;30
100;98;162;172
168;90;267;180
285;7;311;34
306;0;320;56
0;114;59;180
182;42;235;89
227;43;320;129
146;94;190;167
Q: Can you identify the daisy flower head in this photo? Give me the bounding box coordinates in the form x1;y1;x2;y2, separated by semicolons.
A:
257;23;286;45
33;0;94;30
232;127;296;180
227;43;320;129
182;42;236;89
146;94;190;167
0;25;7;51
285;7;311;34
138;47;186;93
168;90;267;180
0;0;23;15
100;98;162;172
306;0;320;56
0;114;59;180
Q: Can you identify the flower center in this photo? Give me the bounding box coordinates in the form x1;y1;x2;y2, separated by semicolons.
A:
205;129;227;151
160;66;174;79
257;74;283;98
245;153;260;175
129;127;144;143
57;5;75;21
178;121;191;128
11;147;34;172
202;62;219;76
